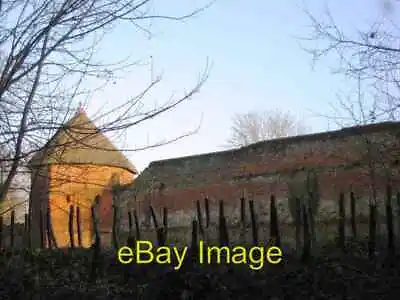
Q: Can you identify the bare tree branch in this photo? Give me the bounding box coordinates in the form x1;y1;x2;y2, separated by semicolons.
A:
0;0;213;202
300;1;400;206
300;1;400;124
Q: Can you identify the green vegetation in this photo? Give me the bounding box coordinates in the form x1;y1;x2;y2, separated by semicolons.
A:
0;240;398;299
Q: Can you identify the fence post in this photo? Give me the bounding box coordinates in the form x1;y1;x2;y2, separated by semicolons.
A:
218;200;229;246
204;197;210;228
149;205;158;229
27;203;32;250
91;198;101;246
163;206;168;241
0;215;3;249
239;197;247;244
338;192;345;251
196;200;204;238
308;192;316;250
76;206;82;247
385;184;394;256
248;199;258;245
301;204;311;262
24;213;29;248
397;192;400;248
68;205;75;249
240;197;246;227
350;191;357;238
46;205;57;249
270;195;281;248
39;208;44;249
191;219;199;262
46;207;52;249
150;205;165;246
294;197;301;255
90;202;101;282
368;202;377;259
0;216;4;250
10;211;15;249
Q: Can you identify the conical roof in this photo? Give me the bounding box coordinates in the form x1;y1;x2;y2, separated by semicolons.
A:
28;110;137;174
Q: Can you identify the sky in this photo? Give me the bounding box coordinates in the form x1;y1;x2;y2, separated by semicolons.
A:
82;0;398;172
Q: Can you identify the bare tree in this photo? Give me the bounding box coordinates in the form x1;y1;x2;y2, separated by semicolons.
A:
0;0;212;202
300;1;400;125
301;1;400;206
226;109;310;148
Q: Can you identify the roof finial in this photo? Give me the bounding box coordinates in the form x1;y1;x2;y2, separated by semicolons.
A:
77;102;84;114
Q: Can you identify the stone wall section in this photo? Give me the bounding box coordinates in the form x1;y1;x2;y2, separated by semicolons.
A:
121;123;400;229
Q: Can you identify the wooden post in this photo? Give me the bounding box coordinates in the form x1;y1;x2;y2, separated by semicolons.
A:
10;211;15;249
248;199;258;245
150;205;164;246
190;219;199;263
385;184;394;255
76;206;82;247
204;197;210;228
270;195;281;248
350;191;357;238
27;202;32;250
308;192;316;250
301;204;311;262
240;196;246;226
90;203;101;282
46;205;57;249
0;216;2;249
338;192;345;251
368;203;377;259
39;208;44;249
239;196;246;244
196;200;204;237
24;213;28;248
149;205;158;229
294;197;301;255
68;205;75;248
218;200;229;246
91;199;101;246
397;192;400;247
46;207;52;249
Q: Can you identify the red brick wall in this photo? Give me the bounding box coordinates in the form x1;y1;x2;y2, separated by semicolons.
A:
128;123;400;228
29;164;134;248
47;164;134;248
140;167;396;225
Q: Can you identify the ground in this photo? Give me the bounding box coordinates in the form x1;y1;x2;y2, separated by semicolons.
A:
0;238;399;299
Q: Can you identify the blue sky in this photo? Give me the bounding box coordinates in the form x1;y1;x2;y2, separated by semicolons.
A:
83;0;397;172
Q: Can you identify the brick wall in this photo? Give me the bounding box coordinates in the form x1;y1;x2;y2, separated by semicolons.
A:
29;164;134;248
122;122;400;229
49;164;134;248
